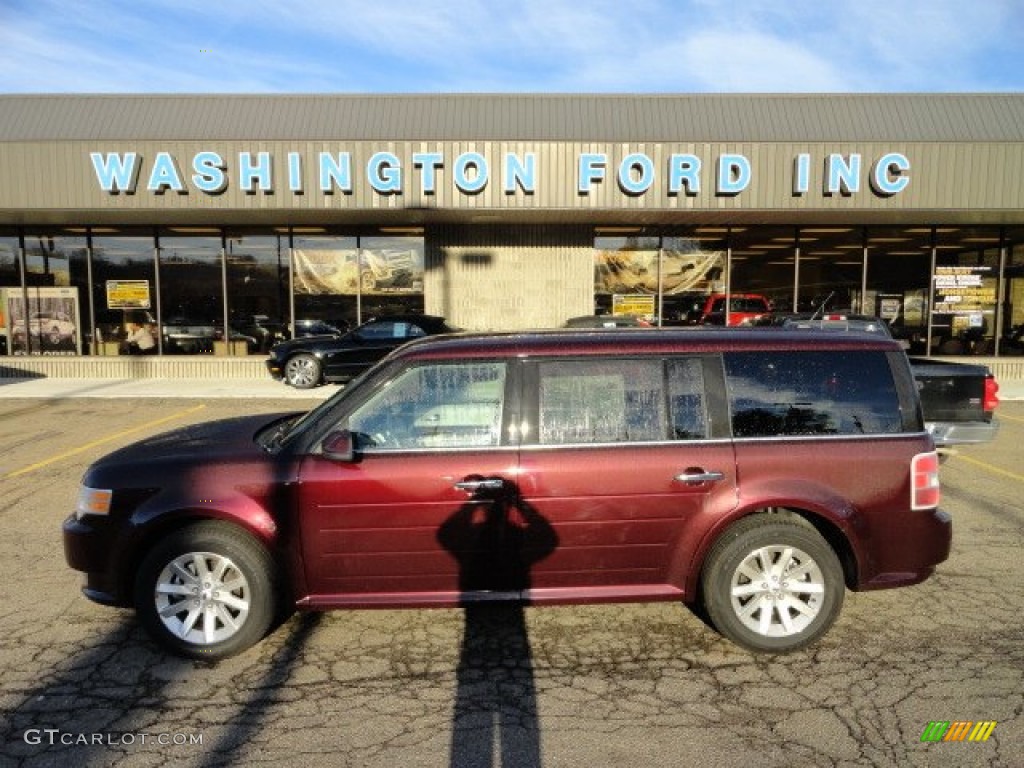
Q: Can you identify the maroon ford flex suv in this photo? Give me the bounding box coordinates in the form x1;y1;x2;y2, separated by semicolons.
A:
64;328;949;660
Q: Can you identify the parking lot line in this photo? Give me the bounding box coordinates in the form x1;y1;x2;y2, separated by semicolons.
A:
4;404;207;479
950;452;1024;484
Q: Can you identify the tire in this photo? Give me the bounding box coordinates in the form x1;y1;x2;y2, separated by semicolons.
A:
134;522;278;661
284;353;322;388
700;514;844;653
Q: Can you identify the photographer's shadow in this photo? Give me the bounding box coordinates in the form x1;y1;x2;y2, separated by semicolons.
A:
437;478;558;768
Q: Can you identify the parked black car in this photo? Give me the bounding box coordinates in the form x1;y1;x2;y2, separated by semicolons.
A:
293;318;348;338
232;314;290;354
266;314;459;388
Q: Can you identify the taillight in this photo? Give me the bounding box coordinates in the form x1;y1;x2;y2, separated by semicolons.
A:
983;375;999;414
911;451;941;510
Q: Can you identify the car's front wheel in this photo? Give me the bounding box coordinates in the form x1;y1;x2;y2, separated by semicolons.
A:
701;514;844;653
284;353;322;388
134;522;278;661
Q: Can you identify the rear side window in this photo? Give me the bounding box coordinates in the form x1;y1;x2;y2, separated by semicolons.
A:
667;358;709;439
537;359;665;444
724;351;902;437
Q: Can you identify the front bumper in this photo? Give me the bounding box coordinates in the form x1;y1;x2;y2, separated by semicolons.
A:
62;513;128;607
265;358;284;380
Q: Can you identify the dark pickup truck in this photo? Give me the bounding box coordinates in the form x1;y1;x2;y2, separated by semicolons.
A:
776;314;1000;447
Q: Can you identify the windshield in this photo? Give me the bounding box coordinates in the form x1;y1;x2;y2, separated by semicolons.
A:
269;365;378;451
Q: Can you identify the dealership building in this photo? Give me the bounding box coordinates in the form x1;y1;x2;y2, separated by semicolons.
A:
1;92;1023;367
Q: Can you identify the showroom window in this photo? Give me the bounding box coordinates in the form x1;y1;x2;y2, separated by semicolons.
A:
90;233;157;355
291;232;425;332
1002;227;1024;356
225;232;289;354
13;233;87;356
158;232;224;355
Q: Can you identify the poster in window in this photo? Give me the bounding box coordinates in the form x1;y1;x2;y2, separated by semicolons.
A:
3;286;81;355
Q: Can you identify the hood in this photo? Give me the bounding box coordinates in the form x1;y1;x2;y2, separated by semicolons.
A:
87;412;297;477
272;333;346;354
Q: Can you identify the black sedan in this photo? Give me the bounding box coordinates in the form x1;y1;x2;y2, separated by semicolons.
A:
266;315;459;388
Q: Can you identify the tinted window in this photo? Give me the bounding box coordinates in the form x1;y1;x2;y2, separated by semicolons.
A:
358;320;426;340
537;359;666;444
724;351;901;437
347;362;506;450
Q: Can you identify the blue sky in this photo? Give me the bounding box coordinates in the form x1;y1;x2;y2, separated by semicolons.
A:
1;0;1022;93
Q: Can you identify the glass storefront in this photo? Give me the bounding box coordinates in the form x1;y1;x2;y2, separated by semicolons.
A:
591;224;1015;357
0;225;1020;357
1003;227;1024;356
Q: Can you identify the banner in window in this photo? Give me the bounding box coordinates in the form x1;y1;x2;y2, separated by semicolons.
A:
595;248;724;294
293;248;424;295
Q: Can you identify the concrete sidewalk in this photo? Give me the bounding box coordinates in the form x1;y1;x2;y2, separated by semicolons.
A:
0;377;336;399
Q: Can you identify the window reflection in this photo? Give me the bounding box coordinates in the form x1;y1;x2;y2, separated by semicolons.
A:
158;234;223;355
90;234;156;355
725;351;902;437
1002;227;1024;356
225;233;289;354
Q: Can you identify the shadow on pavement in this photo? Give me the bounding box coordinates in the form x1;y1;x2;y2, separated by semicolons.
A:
450;604;542;768
1;611;323;767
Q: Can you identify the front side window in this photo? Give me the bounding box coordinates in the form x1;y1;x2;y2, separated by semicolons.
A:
537;359;666;445
347;362;507;451
724;350;902;437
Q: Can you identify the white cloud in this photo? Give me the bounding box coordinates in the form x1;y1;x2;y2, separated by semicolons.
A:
0;0;1021;93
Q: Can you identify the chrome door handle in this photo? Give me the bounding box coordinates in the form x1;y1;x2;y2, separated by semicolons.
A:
454;478;505;492
675;470;725;485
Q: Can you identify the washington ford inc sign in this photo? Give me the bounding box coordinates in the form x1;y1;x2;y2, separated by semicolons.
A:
89;150;911;199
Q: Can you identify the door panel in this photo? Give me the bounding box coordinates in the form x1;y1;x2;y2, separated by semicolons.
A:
519;442;737;599
297;358;519;604
297;450;519;603
517;355;737;601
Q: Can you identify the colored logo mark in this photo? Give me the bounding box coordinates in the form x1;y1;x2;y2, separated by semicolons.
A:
921;721;997;742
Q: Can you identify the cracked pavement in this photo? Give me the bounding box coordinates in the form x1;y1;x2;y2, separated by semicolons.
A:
0;397;1020;767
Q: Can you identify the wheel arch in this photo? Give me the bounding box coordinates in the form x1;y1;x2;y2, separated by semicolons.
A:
685;504;861;601
115;510;283;608
284;350;325;387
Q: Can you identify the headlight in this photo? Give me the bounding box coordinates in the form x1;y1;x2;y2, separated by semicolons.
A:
76;486;113;520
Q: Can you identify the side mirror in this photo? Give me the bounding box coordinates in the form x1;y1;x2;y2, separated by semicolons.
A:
321;430;358;463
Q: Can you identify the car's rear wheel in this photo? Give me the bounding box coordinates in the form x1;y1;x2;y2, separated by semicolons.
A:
284;353;322;388
134;522;278;661
701;514;844;653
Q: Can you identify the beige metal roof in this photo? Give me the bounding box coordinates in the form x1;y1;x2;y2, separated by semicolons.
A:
1;93;1022;143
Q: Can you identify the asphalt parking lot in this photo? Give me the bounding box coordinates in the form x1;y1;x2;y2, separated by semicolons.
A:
0;390;1021;768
